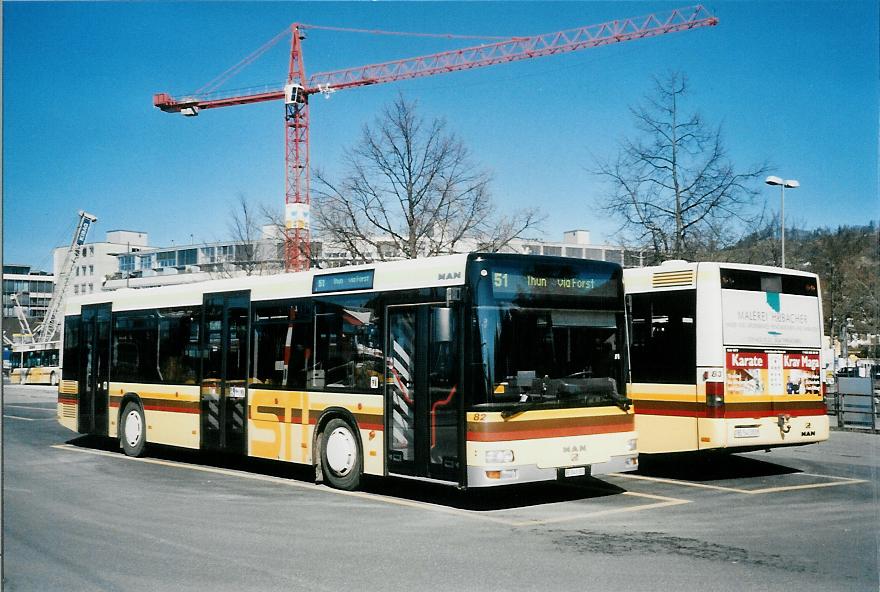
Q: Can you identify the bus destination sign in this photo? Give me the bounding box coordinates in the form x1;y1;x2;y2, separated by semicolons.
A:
491;268;612;298
312;269;375;294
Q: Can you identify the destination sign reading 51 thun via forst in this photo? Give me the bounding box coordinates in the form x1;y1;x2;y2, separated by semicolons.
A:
492;270;609;297
312;269;375;294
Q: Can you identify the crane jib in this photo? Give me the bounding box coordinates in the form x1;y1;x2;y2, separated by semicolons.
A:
153;4;718;272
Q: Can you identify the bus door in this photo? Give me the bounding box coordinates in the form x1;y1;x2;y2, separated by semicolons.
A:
386;303;462;483
78;303;111;435
201;291;250;454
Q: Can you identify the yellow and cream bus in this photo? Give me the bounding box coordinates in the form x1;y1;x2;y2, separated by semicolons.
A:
624;261;828;454
57;253;637;490
11;341;61;385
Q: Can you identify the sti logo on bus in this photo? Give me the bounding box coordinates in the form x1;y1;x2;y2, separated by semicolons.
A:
438;271;461;280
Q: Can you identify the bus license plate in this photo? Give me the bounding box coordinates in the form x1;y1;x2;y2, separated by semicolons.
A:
564;467;587;478
734;426;760;438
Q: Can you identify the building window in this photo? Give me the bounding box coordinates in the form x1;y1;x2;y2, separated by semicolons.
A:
74;286;79;295
605;249;624;265
139;254;153;270
565;247;583;258
119;255;135;273
543;246;562;256
177;249;197;266
157;252;176;268
89;265;94;275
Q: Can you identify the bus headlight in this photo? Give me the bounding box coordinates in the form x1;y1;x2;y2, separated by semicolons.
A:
627;438;638;452
485;449;514;464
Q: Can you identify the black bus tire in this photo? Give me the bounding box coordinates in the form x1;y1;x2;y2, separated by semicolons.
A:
120;402;147;457
320;418;362;491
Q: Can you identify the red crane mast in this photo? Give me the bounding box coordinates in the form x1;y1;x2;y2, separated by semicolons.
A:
154;5;717;272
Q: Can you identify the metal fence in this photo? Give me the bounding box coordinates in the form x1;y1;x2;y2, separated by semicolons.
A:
826;377;879;432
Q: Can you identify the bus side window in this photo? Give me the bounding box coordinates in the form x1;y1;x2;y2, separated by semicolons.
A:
62;316;81;381
629;290;696;385
312;298;382;391
251;301;312;390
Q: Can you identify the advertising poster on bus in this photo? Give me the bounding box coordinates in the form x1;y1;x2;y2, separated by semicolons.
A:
721;290;821;349
725;349;821;396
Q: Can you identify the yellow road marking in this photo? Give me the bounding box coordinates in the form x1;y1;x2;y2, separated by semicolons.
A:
612;472;745;493
50;444;683;526
6;405;56;411
508;491;691;527
50;444;512;524
612;471;867;495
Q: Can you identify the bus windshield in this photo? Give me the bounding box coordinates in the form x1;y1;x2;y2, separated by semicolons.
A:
472;256;626;414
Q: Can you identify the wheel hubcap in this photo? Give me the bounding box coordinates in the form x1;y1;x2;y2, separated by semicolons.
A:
125;411;142;448
325;427;356;476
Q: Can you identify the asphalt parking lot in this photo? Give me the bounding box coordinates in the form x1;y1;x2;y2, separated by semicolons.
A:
4;384;878;591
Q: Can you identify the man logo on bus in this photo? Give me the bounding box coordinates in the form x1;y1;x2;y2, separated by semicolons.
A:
438;272;462;280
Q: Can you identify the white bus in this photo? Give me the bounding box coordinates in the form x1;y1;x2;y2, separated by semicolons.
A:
624;261;828;454
11;341;61;385
58;253;638;490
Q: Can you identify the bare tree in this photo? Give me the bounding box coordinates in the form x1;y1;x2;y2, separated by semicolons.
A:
313;94;543;261
225;193;282;276
594;72;769;263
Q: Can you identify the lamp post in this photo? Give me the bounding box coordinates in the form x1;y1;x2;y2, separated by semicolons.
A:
765;176;799;268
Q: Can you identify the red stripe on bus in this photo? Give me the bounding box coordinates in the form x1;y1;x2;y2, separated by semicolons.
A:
142;404;200;414
635;401;826;419
467;416;633;442
58;397;78;405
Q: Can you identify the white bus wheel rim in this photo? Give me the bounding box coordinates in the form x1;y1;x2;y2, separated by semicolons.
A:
125;411;142;447
326;427;356;476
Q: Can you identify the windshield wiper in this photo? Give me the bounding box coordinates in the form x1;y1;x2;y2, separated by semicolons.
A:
612;394;632;412
500;394;543;419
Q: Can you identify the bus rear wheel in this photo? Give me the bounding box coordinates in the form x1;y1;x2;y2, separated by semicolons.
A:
320;418;362;491
120;402;147;457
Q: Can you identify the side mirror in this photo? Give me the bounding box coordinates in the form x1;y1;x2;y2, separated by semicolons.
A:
432;307;453;343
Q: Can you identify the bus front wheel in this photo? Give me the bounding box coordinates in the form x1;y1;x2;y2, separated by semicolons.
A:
120;402;147;457
320;418;362;491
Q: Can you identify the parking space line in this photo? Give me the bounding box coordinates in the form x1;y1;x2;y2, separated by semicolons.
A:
612;471;867;495
746;480;868;494
5;405;56;411
611;472;746;493
5;415;36;421
51;444;688;527
508;491;691;527
50;444;513;525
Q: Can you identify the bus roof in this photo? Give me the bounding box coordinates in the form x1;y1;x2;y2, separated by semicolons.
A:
66;253;472;315
623;261;819;292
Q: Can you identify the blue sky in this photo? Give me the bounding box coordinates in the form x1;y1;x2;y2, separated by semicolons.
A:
4;1;878;269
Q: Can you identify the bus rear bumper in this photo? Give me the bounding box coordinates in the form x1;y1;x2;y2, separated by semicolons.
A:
698;413;830;450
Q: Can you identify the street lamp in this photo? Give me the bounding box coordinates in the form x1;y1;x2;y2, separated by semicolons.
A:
765;175;799;268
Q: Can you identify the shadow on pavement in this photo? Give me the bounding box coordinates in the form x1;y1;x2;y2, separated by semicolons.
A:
637;451;801;482
64;434;626;511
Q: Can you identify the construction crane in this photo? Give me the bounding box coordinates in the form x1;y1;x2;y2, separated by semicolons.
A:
9;293;35;343
154;5;718;272
34;210;97;343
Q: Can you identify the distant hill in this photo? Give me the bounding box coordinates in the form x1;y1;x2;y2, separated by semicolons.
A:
710;222;878;354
